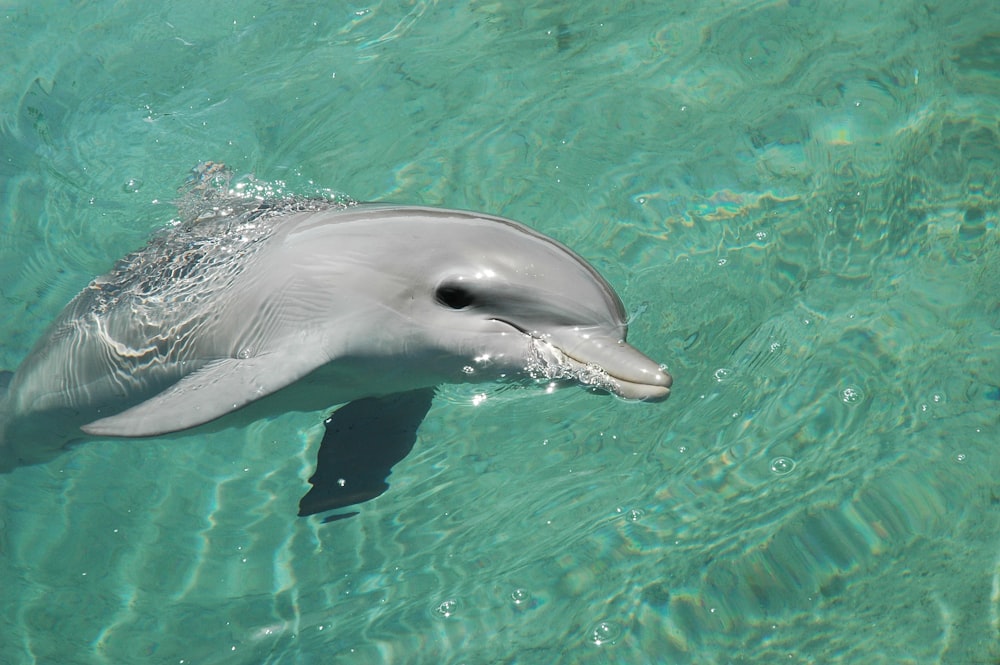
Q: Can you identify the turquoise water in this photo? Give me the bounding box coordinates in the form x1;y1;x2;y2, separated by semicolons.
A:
1;0;999;663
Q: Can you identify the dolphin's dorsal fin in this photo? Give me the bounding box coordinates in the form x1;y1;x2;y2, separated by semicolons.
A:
81;354;319;437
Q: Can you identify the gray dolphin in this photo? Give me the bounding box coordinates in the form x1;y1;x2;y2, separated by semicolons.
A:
0;196;671;487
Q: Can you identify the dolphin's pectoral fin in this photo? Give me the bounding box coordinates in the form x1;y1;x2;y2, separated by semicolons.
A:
299;387;436;522
82;355;315;437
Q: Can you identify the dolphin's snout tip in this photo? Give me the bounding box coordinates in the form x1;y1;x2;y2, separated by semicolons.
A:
642;384;672;401
611;366;672;402
616;382;671;402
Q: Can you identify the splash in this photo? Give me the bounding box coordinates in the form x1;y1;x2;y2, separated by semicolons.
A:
174;161;356;227
525;336;620;395
83;162;357;316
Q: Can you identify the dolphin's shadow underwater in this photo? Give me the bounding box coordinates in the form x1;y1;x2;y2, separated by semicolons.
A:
299;388;434;522
0;166;671;520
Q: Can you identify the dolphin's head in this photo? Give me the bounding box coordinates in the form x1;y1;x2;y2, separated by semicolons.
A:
324;206;672;401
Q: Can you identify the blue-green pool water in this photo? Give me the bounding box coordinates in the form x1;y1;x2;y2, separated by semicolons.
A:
2;1;999;663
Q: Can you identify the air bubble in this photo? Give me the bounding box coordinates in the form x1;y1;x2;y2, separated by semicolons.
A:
510;588;532;606
434;599;458;618
626;508;644;522
841;385;864;404
589;620;623;646
713;368;732;382
770;456;796;475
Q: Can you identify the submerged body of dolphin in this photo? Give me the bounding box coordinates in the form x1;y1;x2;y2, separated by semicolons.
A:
0;192;670;513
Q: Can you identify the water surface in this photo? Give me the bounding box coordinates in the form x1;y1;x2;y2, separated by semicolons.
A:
1;1;999;663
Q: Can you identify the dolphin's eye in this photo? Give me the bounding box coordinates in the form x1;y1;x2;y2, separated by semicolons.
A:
435;284;475;309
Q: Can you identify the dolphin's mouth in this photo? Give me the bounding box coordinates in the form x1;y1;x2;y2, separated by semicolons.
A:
492;319;672;401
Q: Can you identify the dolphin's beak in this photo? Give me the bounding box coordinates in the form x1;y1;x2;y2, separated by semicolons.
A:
533;329;672;401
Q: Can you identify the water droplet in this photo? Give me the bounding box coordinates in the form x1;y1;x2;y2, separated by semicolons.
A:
589;620;623;646
434;599;458;618
122;178;143;193
841;385;864;404
626;508;644;522
770;456;796;475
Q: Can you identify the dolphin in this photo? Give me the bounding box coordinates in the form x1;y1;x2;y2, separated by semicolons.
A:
0;193;670;514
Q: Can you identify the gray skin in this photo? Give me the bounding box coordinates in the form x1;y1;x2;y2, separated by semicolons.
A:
0;203;671;471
